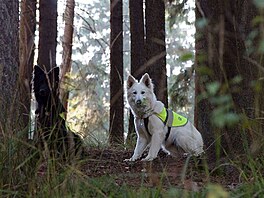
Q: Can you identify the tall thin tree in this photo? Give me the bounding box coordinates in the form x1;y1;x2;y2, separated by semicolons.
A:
19;0;37;131
60;0;75;111
145;0;167;106
38;0;58;70
36;0;59;149
127;0;145;143
129;0;145;78
109;0;124;145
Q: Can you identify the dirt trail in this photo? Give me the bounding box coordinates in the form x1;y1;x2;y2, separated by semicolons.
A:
81;149;240;190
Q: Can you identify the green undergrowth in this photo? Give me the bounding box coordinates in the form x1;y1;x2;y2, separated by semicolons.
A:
0;134;264;197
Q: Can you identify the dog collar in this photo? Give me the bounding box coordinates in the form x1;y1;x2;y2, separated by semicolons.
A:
134;108;154;119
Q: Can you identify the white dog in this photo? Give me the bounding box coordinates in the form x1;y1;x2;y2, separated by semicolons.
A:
125;73;204;161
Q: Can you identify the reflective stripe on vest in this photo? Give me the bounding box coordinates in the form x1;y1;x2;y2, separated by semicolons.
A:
156;107;188;127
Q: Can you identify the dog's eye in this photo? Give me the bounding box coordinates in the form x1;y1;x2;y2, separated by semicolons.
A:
133;91;137;95
141;91;145;94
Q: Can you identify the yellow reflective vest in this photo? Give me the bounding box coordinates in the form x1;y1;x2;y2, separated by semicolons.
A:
155;107;188;127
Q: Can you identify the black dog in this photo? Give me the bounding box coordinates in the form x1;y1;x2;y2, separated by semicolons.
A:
33;65;82;158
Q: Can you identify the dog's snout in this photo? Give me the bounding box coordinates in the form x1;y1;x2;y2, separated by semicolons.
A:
136;100;142;105
39;89;48;96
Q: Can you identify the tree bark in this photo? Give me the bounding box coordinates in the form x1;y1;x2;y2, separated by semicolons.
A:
38;0;58;70
127;0;145;144
195;0;263;156
129;0;145;77
0;0;19;135
19;0;37;131
60;0;75;111
109;0;124;145
145;0;167;106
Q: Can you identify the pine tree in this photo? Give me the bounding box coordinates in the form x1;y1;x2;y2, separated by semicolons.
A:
109;0;124;145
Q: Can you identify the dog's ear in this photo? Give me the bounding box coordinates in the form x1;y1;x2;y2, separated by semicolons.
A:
48;67;60;83
127;74;137;89
140;73;153;90
34;65;45;77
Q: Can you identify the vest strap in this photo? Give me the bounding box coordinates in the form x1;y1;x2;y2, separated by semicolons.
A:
143;115;171;141
165;127;171;141
143;118;151;137
166;109;173;127
142;108;187;142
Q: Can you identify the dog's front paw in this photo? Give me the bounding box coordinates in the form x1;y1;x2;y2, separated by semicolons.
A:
124;156;138;162
141;155;156;161
183;153;191;157
124;158;133;162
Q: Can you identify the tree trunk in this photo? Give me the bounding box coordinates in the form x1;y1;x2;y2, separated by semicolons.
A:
129;0;145;77
0;0;19;135
60;0;75;112
38;0;58;70
109;0;124;145
145;0;167;106
127;0;145;144
36;0;59;152
244;2;264;154
19;0;37;132
195;0;263;157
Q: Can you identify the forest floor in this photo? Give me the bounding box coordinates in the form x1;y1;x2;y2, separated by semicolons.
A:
80;148;241;192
